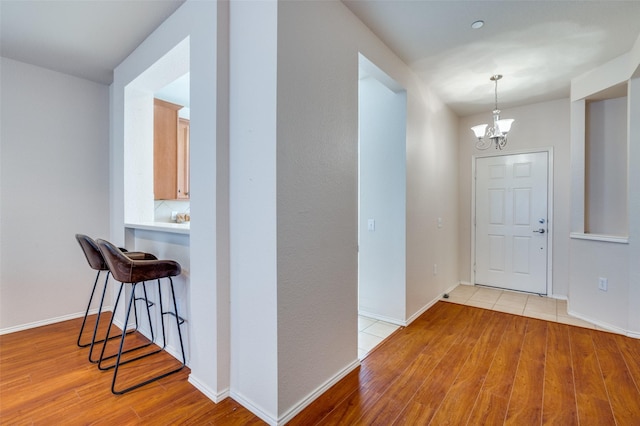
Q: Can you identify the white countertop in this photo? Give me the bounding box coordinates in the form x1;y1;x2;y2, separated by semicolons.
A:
125;222;190;235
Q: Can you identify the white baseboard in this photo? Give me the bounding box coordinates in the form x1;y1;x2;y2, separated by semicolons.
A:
0;306;113;335
357;310;405;327
277;359;360;425
404;282;463;326
627;330;640;339
188;374;229;403
567;309;638;338
406;296;440;326
229;391;278;426
228;359;361;426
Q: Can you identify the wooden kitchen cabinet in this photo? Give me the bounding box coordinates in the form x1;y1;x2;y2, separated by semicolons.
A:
177;118;190;199
154;98;190;200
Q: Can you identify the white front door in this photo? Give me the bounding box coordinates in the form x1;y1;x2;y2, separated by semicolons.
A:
475;152;549;294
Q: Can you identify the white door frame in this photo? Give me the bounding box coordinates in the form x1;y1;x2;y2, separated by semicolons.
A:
471;147;554;295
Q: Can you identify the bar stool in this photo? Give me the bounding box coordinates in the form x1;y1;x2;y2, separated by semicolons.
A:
75;234;158;363
96;238;186;395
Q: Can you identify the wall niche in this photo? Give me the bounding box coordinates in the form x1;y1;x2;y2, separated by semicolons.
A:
583;83;628;237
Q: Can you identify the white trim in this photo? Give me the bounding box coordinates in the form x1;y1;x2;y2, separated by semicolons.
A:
125;222;190;235
567;309;638;338
227;361;362;426
276;359;361;425
188;374;229;403
405;291;451;326
569;232;629;244
0;306;113;335
627;331;640;339
447;282;465;292
470;156;477;290
358;310;405;327
229;390;277;426
471;147;554;296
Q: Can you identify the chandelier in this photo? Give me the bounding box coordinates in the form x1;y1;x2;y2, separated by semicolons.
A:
471;75;514;150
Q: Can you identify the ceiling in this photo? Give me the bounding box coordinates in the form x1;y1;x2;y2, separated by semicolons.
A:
0;0;185;85
344;0;640;116
1;1;639;116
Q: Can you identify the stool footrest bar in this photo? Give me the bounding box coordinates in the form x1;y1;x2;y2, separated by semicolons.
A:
162;311;185;325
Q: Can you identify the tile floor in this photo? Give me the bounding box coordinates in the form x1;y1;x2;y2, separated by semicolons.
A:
442;284;601;330
358;284;604;359
358;316;400;359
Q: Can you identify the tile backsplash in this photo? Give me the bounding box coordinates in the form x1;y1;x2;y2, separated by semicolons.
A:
154;200;190;223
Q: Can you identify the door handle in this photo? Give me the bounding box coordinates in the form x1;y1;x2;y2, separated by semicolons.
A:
533;228;546;234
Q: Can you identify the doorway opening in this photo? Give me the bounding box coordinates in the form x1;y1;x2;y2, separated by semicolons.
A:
357;54;407;357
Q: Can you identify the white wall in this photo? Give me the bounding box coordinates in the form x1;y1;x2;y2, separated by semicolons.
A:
458;98;571;297
110;0;230;403
126;229;191;360
0;57;110;331
568;36;640;337
275;1;459;421
108;1;459;423
627;75;640;336
405;84;460;320
358;75;407;324
585;96;628;236
229;0;279;420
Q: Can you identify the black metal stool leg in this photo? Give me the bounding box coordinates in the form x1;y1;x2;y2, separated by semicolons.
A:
98;282;124;370
138;281;156;343
88;271;114;362
168;277;187;364
157;280;168;350
77;270;102;347
90;277;155;364
111;282;138;393
111;277;186;395
99;284;165;372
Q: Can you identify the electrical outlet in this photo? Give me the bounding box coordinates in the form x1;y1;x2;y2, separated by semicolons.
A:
433;264;438;275
171;211;178;221
598;277;608;292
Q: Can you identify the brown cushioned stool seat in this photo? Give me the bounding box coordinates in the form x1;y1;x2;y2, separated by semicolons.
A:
75;234;158;363
96;238;186;395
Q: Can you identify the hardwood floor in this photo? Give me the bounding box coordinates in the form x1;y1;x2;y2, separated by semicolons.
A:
2;302;639;425
0;314;262;425
292;302;640;425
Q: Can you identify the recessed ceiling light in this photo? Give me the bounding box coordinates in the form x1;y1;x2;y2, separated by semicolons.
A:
471;20;484;29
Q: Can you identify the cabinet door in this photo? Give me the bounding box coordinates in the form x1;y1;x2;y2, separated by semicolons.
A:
177;118;190;199
154;99;181;199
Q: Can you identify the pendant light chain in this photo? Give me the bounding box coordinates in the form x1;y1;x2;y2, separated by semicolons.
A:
491;74;502;112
